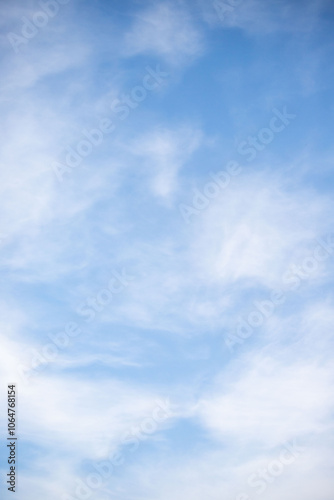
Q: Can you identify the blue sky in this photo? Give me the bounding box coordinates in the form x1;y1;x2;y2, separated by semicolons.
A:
1;0;334;499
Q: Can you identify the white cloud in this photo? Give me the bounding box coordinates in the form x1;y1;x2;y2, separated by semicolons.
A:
196;355;334;448
189;172;333;289
0;3;333;500
123;2;204;65
87;437;334;500
129;125;202;200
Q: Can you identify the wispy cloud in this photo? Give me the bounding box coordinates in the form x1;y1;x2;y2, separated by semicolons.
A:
123;2;204;65
1;1;334;499
129;125;202;200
